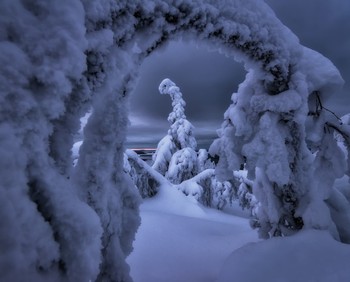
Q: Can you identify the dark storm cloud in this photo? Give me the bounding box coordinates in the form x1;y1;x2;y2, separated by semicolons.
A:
128;0;350;148
126;115;169;148
130;41;245;121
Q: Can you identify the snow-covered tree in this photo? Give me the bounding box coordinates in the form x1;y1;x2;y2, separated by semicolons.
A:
167;148;198;184
124;150;163;198
160;78;197;150
2;0;349;280
146;79;232;208
212;48;346;239
152;78;198;183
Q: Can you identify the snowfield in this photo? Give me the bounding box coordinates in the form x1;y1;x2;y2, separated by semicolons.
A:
127;184;350;282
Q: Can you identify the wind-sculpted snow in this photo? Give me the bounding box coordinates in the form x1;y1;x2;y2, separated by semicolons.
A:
0;0;347;281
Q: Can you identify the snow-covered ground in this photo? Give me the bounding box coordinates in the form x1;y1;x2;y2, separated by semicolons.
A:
127;184;350;282
127;185;259;282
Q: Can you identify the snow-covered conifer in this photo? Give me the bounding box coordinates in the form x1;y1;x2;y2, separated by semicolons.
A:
160;78;197;150
214;48;346;238
124;150;166;198
167;148;198;184
152;78;197;183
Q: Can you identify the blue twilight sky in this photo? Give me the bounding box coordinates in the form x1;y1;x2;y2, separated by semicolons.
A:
127;0;350;149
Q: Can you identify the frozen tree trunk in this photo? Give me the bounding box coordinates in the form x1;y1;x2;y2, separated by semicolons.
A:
73;76;141;281
0;1;104;281
71;22;142;280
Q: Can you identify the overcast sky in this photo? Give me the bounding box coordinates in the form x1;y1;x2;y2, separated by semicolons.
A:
127;0;350;149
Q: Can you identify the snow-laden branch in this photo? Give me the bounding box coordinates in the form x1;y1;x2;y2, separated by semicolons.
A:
176;169;235;209
176;168;215;198
84;1;302;95
125;149;170;195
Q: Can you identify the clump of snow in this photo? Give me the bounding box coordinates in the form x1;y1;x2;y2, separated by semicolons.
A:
299;47;344;100
243;112;291;186
167;148;198;184
152;135;176;176
71;140;83;166
250;89;302;113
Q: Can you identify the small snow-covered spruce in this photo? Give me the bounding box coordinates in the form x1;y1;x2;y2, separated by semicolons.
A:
174;168;235;209
153;79;234;208
176;169;215;204
152;79;198;184
125;149;169;198
126;149;227;208
167;148;198;184
160;78;197;150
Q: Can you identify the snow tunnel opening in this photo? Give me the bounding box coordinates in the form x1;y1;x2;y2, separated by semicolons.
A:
127;40;246;150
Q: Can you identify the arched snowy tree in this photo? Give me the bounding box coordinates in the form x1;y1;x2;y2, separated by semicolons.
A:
211;47;347;238
1;0;347;281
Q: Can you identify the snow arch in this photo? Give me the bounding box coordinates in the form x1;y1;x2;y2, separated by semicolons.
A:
0;0;344;281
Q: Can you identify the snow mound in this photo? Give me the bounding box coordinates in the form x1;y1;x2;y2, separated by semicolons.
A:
141;184;207;218
218;229;350;282
128;185;350;282
128;185;259;282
